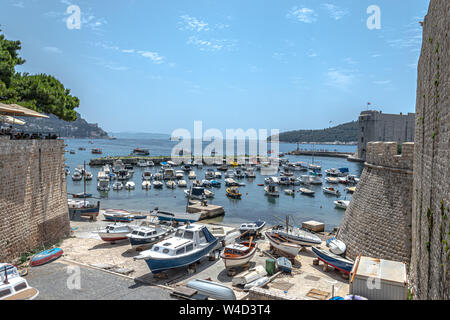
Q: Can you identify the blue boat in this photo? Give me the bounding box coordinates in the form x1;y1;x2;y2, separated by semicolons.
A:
154;210;201;224
210;180;221;187
311;247;354;274
127;225;173;249
30;248;63;267
135;224;218;274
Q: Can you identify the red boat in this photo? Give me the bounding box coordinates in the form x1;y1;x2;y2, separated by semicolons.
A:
30;248;64;267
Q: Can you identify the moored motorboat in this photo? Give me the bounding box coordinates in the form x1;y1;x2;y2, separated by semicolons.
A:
299;187;315;196
142;180;152;189
226;187;242;199
184;186;206;200
264;184;279;197
153;180;163;188
134;223;218;274
311;246;353;274
177;179;187;188
125;181;136;190
323;187;341;196
112;181;123;190
334;200;350;209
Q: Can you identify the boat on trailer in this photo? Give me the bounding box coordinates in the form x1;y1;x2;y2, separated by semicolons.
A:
311;247;353;274
134;223;218;274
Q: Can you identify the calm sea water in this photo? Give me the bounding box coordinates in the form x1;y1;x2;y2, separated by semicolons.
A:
64;136;362;231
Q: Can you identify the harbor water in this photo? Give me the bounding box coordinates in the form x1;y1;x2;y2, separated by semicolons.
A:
64;136;362;231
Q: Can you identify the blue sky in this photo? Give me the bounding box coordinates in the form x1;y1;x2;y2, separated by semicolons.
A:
1;0;429;134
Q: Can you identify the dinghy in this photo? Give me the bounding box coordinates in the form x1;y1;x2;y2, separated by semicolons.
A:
134;224;218;274
103;210;135;222
221;239;257;269
165;180;176;189
311;247;354;274
326;237;346;255
284;189;295;196
232;265;266;286
187;279;236;300
30;248;63;267
112;182;123;190
177;180;187;187
153;180;163;188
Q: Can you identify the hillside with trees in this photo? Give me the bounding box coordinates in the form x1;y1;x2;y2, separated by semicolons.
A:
270;121;358;143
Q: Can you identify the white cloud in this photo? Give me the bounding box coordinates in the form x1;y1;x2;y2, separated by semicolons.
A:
371;54;381;58
179;15;210;32
121;49;135;53
307;49;317;58
286;6;317;24
138;51;165;64
43;46;62;54
321;3;349;20
373;80;392;85
12;2;24;8
344;57;357;65
187;36;236;52
326;68;357;90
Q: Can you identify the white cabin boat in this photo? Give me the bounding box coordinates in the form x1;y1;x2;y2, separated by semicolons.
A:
153;180;163;188
323;187;341;196
125;181;135;190
142;171;152;180
177;180;187;188
166;180;176;189
163;169;176;180
334;200;350;209
142;181;152;189
112;182;123;190
0;263;39;300
264;184;280;197
188;171;196;180
134;224;218;274
97;223;134;242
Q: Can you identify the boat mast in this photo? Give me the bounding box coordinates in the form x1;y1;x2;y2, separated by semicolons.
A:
83;161;86;207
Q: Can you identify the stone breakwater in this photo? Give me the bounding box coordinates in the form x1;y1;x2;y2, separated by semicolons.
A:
337;141;414;264
0;139;70;262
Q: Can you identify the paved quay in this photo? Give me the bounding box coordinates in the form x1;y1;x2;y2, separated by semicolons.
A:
26;261;174;300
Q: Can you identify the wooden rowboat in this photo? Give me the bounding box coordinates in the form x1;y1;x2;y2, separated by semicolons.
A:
265;231;302;258
220;239;257;269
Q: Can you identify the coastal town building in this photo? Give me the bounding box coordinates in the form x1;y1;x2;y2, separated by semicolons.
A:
356;110;415;161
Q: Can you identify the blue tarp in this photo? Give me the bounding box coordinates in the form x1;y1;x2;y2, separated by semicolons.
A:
338;168;349;173
202;226;216;243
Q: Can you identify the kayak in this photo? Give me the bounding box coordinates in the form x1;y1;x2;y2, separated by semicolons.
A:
30;248;63;267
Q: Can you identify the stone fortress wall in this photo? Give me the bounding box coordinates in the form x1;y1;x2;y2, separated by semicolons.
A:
357;111;415;161
409;0;449;300
337;141;414;263
0;139;70;262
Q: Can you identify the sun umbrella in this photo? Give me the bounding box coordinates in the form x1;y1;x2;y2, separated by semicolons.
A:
0;115;26;125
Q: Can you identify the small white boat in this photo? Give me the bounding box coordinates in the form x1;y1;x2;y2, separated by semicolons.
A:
225;170;235;178
205;169;215;180
112;181;123;190
232;265;266;286
153;180;163;188
127;225;174;249
201;179;212;187
184;186;206;200
97;223;134;242
284;189;296;196
264;184;280;197
175;170;184;180
188;171;196;180
146;160;155;167
177;180;187;188
71;171;83;181
239;221;266;235
221;240;257;269
204;189;214;198
224;178;238;186
142;181;152;189
153;172;163;180
0;263;39;300
125;181;136;190
265;231;302;258
166;180;176;189
97;179;110;191
142;171;152;180
326;237;347;255
326;177;339;184
245;168;256;178
137;159;148;167
299;187;315;196
84;172;93;180
323;187;341;196
334;200;350;209
214;172;222;178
